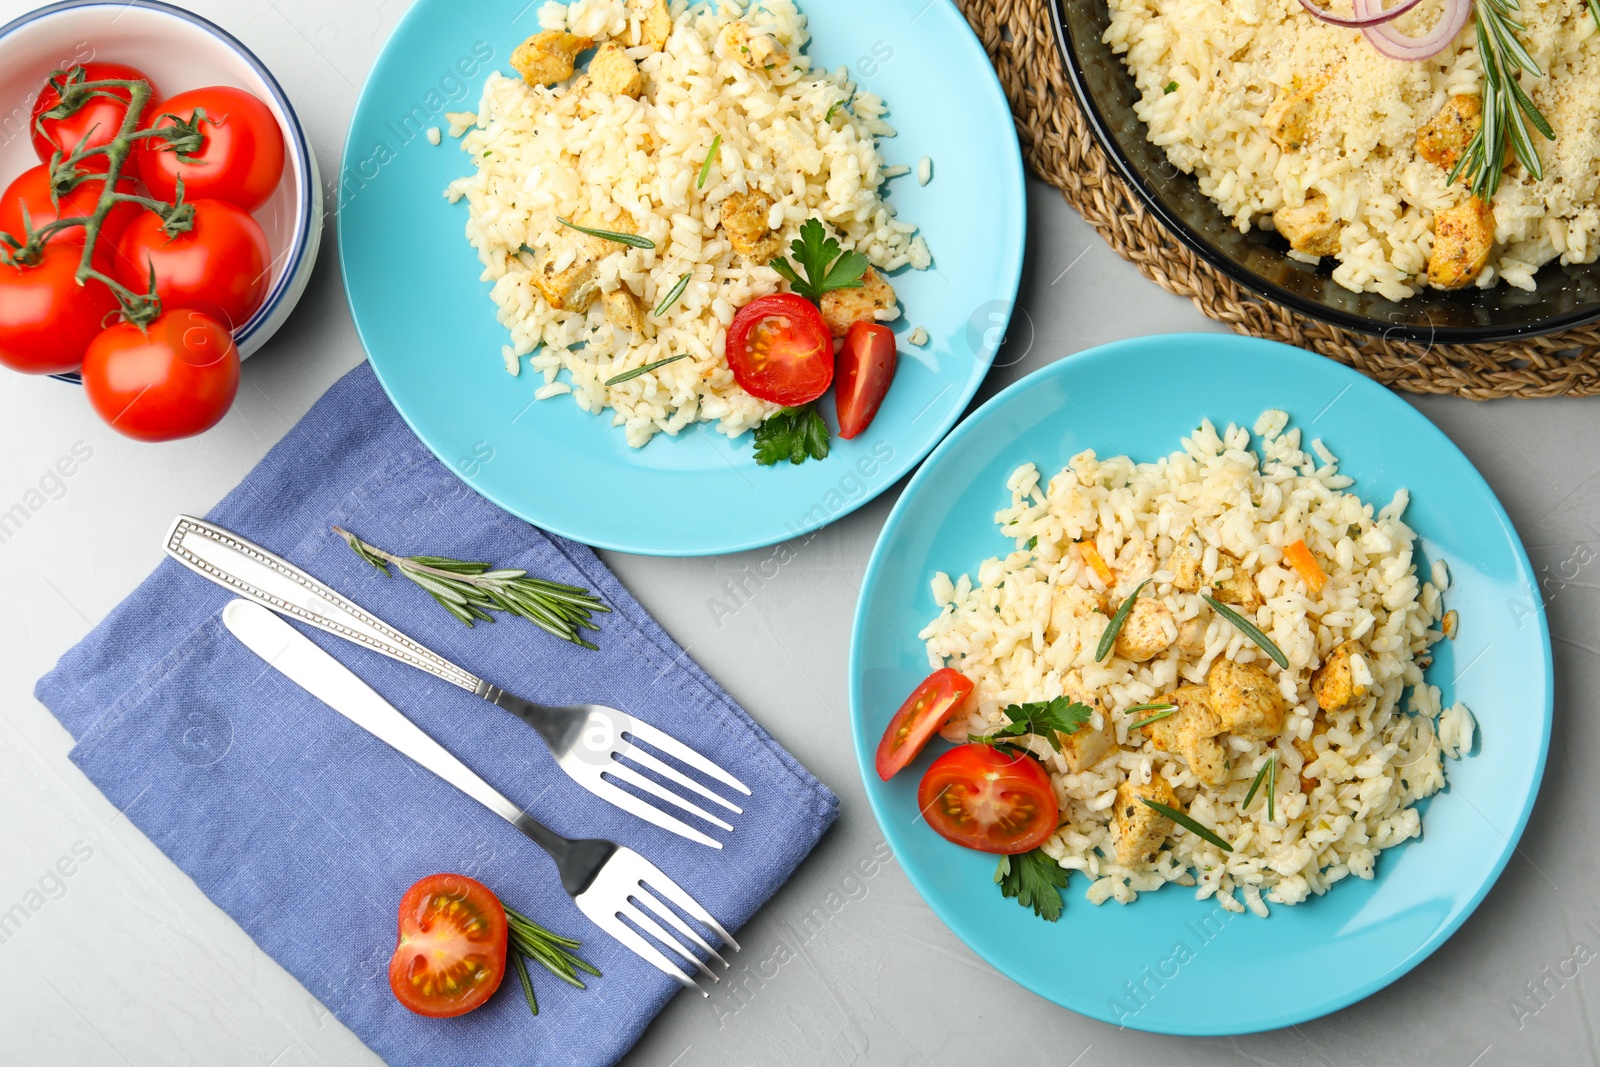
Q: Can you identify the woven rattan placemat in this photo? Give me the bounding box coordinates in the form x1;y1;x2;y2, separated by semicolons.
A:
956;0;1600;398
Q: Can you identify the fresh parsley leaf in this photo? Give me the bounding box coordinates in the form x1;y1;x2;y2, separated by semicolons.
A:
769;218;869;303
970;697;1092;754
1164;80;1178;94
995;848;1069;922
752;404;830;466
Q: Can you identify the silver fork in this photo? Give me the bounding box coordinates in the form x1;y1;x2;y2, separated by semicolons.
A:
222;598;737;992
166;516;750;848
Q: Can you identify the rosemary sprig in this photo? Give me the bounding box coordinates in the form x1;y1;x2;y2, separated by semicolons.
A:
1243;754;1278;822
604;353;690;386
1128;704;1178;731
1096;579;1151;661
1446;0;1553;199
335;527;610;649
503;903;601;1016
1203;594;1289;669
698;133;721;189
556;216;655;249
1140;798;1233;853
653;271;692;316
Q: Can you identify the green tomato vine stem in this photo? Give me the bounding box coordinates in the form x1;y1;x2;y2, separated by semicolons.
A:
3;72;197;329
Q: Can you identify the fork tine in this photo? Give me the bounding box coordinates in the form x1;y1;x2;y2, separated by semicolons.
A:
617;741;745;815
586;776;722;849
634;888;729;969
592;911;706;995
621;718;752;796
639;872;740;953
620;900;719;981
604;761;735;833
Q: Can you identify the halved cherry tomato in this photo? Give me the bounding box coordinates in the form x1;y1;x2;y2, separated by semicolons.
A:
726;293;833;405
835;321;897;439
113;199;271;330
81;309;240;441
388;874;508;1019
136;86;286;213
0;237;118;375
31;63;159;175
0;165;142;248
917;744;1059;854
875;668;973;781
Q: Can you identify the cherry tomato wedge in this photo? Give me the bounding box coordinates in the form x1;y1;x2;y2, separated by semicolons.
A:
113;199;271;330
136;86;286;213
0;237;118;375
726;293;833;406
388;874;508;1019
31;63;159;175
0;165;141;248
82;309;240;442
917;745;1059;854
875;668;973;781
835;321;897;439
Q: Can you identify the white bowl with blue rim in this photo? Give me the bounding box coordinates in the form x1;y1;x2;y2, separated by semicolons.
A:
0;0;321;382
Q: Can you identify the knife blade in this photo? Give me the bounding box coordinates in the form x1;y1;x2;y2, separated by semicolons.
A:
221;598;522;824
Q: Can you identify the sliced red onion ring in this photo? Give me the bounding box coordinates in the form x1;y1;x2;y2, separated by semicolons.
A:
1355;0;1473;61
1297;0;1424;28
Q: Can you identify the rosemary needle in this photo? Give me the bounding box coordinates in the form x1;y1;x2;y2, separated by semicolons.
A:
556;216;655;249
1096;579;1151;662
652;272;692;316
335;527;610;649
1128;705;1178;731
1140;798;1233;853
698;133;721;189
605;353;690;386
1203;594;1289;669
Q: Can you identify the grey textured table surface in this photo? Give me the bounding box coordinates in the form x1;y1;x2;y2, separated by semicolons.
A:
0;2;1592;1064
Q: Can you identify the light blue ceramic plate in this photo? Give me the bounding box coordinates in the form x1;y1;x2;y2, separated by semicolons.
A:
338;0;1024;556
850;334;1552;1035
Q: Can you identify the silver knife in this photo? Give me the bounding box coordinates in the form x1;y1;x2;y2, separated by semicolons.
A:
221;598;521;822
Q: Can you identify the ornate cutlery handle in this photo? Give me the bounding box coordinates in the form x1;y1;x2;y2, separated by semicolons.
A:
164;516;482;694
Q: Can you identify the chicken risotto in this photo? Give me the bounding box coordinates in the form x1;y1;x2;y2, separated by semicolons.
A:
1105;0;1600;299
918;411;1475;916
445;0;929;452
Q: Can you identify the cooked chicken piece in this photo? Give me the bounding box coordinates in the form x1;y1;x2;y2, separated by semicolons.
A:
1168;530;1260;609
627;0;673;50
719;21;788;72
588;41;644;97
1114;597;1177;662
1265;68;1336;153
1311;639;1367;712
719;189;784;262
1168;531;1206;592
511;31;592;87
1416;94;1481;171
1060;713;1117;774
1207;660;1287;741
527;210;631;312
602;288;645;332
1143;685;1229;788
1212;557;1263;613
1273;194;1342;258
1113;537;1157;590
820;266;898;337
1427;196;1495;290
1175;615;1208;659
1114;774;1180;866
1292;716;1331;793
